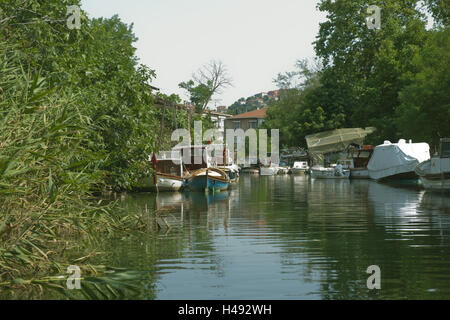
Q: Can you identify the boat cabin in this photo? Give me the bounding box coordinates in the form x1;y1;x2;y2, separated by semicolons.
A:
339;144;374;169
173;144;230;175
150;151;183;177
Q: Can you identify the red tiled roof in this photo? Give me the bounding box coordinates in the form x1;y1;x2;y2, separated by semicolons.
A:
232;107;267;119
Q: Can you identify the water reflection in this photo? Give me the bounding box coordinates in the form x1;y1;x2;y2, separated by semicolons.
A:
100;176;450;299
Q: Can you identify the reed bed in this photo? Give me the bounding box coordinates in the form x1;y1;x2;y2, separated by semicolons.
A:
0;42;150;299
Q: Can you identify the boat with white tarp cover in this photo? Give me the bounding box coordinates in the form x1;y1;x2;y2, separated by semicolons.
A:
367;139;430;181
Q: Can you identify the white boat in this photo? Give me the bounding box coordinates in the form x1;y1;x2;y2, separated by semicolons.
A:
310;164;350;179
259;157;279;176
260;166;279;176
291;161;309;174
367;139;430;181
277;166;290;174
141;151;184;191
415;138;450;191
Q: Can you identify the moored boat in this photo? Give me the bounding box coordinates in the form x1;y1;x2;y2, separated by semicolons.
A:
277;166;290;174
338;144;374;179
310;164;350;179
138;151;184;191
367;139;430;181
185;168;230;192
219;165;240;184
216;148;240;185
291;161;309;175
259;157;279;176
415;138;450;192
260;165;279;176
242;167;260;174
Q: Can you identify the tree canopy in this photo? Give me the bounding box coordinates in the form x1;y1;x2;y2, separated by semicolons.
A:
263;0;449;150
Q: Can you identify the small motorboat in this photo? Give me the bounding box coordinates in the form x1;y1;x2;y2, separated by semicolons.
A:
277;166;290;174
291;161;309;175
185;168;230;192
310;164;350;179
260;165;279;176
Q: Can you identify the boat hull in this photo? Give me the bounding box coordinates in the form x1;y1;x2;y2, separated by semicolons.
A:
375;171;419;181
185;168;230;192
260;167;279;176
310;168;350;179
136;173;183;191
242;168;259;174
416;157;450;191
419;175;450;191
350;168;369;179
187;175;229;192
291;168;307;175
156;174;184;191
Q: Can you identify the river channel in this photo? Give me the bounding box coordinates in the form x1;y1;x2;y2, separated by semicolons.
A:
94;174;450;299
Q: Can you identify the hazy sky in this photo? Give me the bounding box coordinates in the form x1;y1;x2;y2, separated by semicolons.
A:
81;0;327;108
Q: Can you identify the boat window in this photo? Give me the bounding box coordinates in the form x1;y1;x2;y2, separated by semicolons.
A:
358;151;372;158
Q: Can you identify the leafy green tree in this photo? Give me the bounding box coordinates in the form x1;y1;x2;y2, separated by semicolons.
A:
396;28;450;148
179;60;232;113
313;0;433;143
178;80;212;113
1;1;162;190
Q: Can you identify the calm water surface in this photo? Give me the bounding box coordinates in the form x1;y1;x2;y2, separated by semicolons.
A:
106;175;450;299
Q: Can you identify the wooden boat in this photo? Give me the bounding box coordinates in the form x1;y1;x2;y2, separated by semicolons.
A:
310;164;350;179
291;161;309;175
338;145;374;179
415;138;450;192
151;151;184;191
185;168;230;192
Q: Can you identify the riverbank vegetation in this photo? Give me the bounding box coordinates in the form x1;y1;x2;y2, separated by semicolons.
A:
263;0;449;150
0;0;208;297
